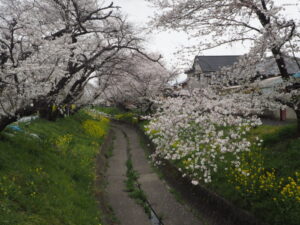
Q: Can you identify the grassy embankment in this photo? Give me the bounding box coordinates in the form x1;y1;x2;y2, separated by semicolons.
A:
0;109;110;225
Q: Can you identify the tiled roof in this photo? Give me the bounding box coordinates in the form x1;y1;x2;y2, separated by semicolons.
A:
191;55;300;75
194;55;241;72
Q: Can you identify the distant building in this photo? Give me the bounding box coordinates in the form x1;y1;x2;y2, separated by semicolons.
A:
186;55;241;88
186;55;241;76
186;55;300;89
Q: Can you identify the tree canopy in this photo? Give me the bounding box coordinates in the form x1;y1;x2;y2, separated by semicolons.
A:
0;0;167;130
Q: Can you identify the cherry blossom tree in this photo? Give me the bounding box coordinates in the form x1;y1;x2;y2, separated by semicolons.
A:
148;0;300;132
0;0;156;131
98;52;173;113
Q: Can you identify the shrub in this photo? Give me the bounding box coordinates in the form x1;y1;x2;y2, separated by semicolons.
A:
82;117;110;138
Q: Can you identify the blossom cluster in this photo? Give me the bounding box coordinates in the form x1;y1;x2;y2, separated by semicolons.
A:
146;88;262;183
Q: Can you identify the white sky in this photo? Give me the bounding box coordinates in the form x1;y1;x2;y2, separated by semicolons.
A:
114;0;300;72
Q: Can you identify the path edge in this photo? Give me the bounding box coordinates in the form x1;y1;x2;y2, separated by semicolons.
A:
94;128;118;225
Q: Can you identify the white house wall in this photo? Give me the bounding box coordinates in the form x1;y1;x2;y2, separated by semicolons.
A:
264;107;297;120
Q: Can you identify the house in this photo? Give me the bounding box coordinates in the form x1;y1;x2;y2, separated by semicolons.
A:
186;55;300;87
186;55;241;76
185;55;241;88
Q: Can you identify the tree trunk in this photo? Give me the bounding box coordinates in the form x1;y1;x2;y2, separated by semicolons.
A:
271;48;290;79
39;106;61;121
0;98;55;132
0;103;37;132
251;1;291;79
295;109;300;136
0;116;17;132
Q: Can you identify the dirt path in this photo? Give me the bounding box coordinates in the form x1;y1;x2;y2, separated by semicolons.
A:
105;123;204;225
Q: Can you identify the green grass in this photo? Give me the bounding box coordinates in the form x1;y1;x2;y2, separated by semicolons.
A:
93;106;126;116
95;106;140;124
249;124;299;177
0;110;110;225
124;158;151;217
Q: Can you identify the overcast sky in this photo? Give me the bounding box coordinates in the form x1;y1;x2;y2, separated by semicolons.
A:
114;0;300;72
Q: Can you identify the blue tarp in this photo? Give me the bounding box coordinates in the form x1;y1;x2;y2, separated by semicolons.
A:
8;125;22;132
293;72;300;78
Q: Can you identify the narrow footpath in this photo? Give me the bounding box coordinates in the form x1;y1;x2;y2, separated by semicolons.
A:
106;126;151;225
106;123;204;225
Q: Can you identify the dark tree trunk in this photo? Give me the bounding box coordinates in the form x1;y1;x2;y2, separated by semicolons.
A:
271;48;290;79
143;101;154;115
0;116;17;132
251;0;291;79
0;103;38;132
296;109;300;136
0;97;63;132
38;106;62;121
115;102;129;112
